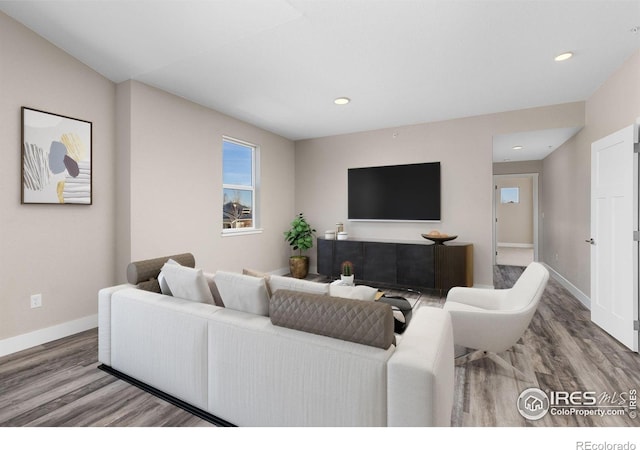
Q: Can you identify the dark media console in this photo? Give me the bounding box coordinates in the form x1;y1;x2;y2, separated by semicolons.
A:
317;237;473;293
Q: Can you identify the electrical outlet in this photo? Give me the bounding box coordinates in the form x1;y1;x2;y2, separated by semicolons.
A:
30;294;42;309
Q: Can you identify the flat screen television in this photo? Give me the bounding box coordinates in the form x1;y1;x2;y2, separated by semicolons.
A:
348;162;441;221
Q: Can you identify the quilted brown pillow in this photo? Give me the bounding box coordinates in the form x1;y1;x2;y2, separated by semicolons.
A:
270;289;395;349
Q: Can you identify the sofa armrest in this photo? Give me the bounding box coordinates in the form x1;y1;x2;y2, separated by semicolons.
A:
98;284;134;366
387;307;454;426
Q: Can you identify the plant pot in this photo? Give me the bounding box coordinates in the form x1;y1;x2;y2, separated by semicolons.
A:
341;274;354;286
289;256;309;279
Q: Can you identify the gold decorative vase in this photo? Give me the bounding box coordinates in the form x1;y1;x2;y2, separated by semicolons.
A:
289;256;309;279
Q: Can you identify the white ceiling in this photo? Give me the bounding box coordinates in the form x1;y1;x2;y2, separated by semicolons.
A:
493;126;583;162
1;0;639;144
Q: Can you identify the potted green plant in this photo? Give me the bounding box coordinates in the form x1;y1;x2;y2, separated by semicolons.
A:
341;260;354;285
284;213;316;279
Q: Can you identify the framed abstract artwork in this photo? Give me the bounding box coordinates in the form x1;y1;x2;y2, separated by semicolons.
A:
21;107;92;205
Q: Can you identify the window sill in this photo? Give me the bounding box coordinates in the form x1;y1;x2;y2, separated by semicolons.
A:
221;228;264;237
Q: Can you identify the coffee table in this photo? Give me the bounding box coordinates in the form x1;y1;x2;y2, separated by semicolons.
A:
378;296;413;333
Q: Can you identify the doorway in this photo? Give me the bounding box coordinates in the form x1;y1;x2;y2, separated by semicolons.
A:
492;174;539;267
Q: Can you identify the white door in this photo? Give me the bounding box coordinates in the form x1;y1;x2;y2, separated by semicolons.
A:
590;124;638;352
493;174;538;267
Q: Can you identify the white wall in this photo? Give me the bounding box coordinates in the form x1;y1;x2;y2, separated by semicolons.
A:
0;12;116;342
295;102;584;287
116;81;296;279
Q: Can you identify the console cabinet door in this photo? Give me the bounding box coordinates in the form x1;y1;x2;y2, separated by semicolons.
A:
435;244;473;292
363;242;397;284
317;238;334;277
333;241;364;278
396;244;435;288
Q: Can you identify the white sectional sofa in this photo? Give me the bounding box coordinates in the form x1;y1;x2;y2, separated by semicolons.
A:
98;254;455;427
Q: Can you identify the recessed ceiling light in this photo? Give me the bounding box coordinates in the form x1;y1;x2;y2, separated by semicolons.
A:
554;52;573;62
334;97;351;105
512;145;523;150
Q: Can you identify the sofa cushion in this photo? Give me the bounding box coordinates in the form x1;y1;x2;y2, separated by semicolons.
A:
270;289;395;349
158;259;180;295
160;263;214;304
268;274;329;296
203;272;225;307
242;268;273;297
214;271;270;316
136;278;161;293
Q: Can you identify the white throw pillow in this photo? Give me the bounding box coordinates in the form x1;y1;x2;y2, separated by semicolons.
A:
203;272;225;307
242;268;272;297
214;271;270;316
158;259;180;295
268;275;329;296
329;282;379;301
160;262;214;304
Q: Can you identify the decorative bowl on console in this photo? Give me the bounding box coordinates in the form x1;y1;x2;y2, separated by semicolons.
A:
421;230;458;245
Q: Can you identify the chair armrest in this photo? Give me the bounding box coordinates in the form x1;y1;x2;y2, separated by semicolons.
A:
445;286;508;310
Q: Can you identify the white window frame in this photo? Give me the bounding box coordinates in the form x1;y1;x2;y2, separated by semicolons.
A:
222;136;262;236
500;187;520;204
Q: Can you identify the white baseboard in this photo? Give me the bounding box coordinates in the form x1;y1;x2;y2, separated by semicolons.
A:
0;314;98;358
497;242;534;248
268;266;320;276
541;263;591;309
268;267;290;276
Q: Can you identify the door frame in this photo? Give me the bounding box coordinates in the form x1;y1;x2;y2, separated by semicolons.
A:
492;173;539;266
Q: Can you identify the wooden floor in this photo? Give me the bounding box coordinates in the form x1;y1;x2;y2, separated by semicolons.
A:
0;331;212;426
452;265;640;426
0;265;638;427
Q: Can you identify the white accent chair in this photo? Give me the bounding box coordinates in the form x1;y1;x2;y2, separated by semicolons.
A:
443;262;549;380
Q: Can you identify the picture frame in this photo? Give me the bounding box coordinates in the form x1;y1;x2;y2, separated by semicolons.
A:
21;107;92;205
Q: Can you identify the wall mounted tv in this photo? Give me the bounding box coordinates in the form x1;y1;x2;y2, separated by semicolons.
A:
348;162;441;221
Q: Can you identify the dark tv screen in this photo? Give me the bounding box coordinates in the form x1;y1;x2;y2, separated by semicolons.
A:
348;162;441;221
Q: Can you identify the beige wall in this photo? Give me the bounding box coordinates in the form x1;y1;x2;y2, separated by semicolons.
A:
0;13;116;340
493;160;543;175
493;160;543;258
295;102;584;287
542;49;640;297
496;177;534;245
0;12;294;348
1;3;634;347
116;81;296;279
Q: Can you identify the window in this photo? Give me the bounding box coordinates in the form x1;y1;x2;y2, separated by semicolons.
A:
500;187;520;204
222;137;258;232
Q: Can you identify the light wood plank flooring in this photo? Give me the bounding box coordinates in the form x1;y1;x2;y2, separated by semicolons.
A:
451;265;640;426
0;330;212;426
0;265;638;426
